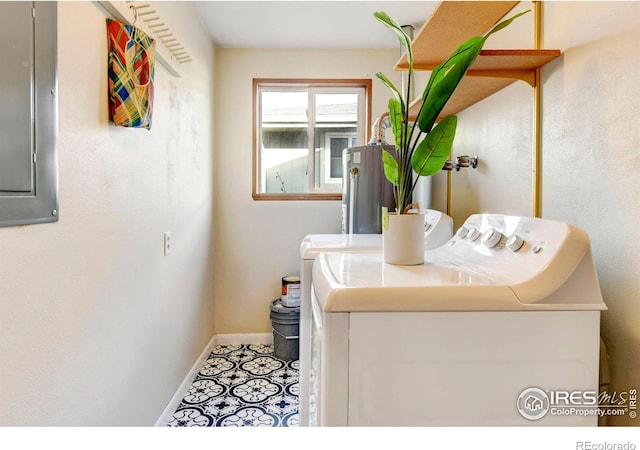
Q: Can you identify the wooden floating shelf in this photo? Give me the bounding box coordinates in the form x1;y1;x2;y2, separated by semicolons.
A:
399;49;562;75
399;1;562;120
396;1;520;69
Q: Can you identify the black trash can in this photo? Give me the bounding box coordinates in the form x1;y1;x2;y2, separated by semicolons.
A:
270;298;300;361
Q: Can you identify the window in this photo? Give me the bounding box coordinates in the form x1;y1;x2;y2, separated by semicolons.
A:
253;79;371;200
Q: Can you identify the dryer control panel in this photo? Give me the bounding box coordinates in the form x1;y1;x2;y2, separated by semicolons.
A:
436;215;584;272
421;209;453;249
428;214;602;305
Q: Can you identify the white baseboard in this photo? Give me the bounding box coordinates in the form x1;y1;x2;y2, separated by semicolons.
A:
154;332;273;426
154;334;217;427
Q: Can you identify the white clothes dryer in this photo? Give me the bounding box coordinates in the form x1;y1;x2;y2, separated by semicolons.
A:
297;209;453;426
309;214;606;426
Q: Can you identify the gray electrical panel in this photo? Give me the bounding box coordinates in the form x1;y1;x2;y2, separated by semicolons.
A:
0;2;58;227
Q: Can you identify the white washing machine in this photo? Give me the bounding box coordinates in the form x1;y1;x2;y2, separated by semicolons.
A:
298;209;453;426
310;214;607;426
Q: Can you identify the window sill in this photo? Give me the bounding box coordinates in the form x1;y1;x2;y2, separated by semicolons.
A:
252;193;342;201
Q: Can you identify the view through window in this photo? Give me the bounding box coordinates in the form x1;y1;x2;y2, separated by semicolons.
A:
253;79;371;200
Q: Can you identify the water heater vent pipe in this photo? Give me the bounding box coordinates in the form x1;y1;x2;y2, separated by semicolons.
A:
368;111;391;145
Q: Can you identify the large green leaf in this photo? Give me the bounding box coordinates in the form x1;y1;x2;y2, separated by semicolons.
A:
387;98;404;150
373;12;413;69
382;149;399;186
417;37;484;133
412;115;457;176
425;37;484;93
484;10;531;39
375;72;404;112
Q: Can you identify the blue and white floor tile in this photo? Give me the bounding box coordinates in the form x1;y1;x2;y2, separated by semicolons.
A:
167;344;299;427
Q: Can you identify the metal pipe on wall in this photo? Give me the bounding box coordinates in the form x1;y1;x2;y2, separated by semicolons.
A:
532;1;543;218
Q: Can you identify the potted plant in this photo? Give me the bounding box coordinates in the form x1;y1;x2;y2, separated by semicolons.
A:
374;9;529;264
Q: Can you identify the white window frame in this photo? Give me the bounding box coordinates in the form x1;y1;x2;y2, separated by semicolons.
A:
253;79;371;201
324;133;358;185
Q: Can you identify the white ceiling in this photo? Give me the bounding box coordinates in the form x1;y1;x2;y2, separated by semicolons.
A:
193;1;437;49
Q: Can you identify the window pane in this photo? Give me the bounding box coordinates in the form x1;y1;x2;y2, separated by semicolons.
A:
254;80;369;199
314;93;358;189
261;91;309;193
330;137;348;178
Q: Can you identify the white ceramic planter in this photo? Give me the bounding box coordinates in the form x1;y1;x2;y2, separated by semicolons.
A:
383;212;425;265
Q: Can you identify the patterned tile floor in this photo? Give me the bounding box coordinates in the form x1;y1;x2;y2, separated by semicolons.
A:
167;344;299;427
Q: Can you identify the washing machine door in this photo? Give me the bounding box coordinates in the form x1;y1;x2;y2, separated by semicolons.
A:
308;287;323;426
309;286;350;426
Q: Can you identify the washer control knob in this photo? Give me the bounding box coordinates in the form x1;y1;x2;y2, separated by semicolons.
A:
481;228;503;248
456;226;469;238
506;235;525;252
467;228;481;241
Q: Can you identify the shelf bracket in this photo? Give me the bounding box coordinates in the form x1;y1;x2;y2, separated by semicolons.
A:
467;69;536;87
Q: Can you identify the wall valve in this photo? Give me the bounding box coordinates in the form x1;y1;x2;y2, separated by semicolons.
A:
442;154;479;171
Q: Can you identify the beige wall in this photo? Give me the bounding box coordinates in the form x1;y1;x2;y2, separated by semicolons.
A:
0;2;215;425
451;2;640;426
213;49;401;334
542;2;640;427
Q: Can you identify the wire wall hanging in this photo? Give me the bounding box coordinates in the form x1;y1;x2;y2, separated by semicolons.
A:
96;0;193;78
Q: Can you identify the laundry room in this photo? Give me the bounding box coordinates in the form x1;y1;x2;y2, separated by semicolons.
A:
0;0;638;446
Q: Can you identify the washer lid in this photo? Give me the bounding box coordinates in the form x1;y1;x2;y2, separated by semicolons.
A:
313;252;516;312
300;234;382;260
312;251;605;312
